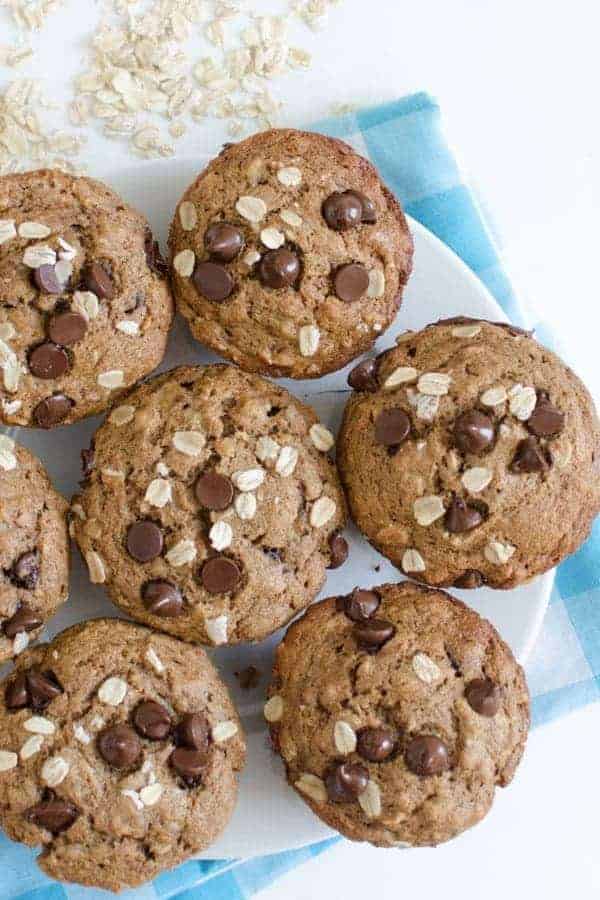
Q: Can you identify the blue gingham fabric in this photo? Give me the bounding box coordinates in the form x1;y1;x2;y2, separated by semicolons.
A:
3;91;599;900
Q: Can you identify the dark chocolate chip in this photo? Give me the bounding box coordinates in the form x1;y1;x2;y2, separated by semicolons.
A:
28;342;70;379
144;230;167;277
33;264;62;295
26;669;63;711
32;394;74;428
175;713;210;751
465;678;501;717
194;471;233;511
453;570;484;589
325;762;369;802
259;249;301;289
3;604;42;637
142;580;184;617
5;672;29;710
25;797;79;834
347;358;379;392
353;618;395;652
204;222;244;262
169;747;208;786
133;701;172;741
10;551;40;589
126;520;164;562
337;588;380;622
444;497;483;533
98;724;142;769
322;192;363;231
192;261;234;301
334;263;369;303
404;735;450;776
328;531;349;569
374;407;410;447
453;410;495;454
346;190;377;223
200;557;241;595
47;311;87;346
84;262;115;299
356;726;396;762
510;437;549;474
527;394;565;437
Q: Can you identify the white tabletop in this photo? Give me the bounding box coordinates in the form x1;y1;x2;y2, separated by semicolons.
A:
3;1;599;897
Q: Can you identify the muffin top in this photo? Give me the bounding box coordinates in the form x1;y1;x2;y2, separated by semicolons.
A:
0;169;173;427
0;619;245;892
169;128;413;378
0;436;69;663
266;581;529;847
337;318;600;588
72;364;347;645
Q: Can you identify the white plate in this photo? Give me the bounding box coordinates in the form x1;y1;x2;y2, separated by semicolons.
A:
5;158;552;860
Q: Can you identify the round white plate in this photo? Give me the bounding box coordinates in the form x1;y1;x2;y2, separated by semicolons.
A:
6;158;552;859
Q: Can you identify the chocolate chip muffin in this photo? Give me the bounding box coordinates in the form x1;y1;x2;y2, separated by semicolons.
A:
0;436;69;663
0;618;245;891
266;581;529;847
0;169;173;428
71;364;348;645
169;128;413;379
337;318;600;589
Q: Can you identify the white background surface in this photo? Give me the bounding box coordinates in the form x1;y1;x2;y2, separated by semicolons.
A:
2;0;599;897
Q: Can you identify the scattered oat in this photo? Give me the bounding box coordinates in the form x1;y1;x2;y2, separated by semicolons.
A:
73;725;91;745
72;290;99;320
145;646;165;674
508;384;536;420
280;208;302;227
402;548;426;573
310;495;336;527
462;467;493;493
98;676;127;706
485;540;516;565
109;404;135;426
13;632;29;655
24;716;55;735
264;695;284;723
0;434;17;471
166;539;197;567
179;201;197;231
309;423;334;451
20;735;44;761
276;445;299;477
212;720;238;742
42;755;69;787
205;614;228;645
452;323;481;338
261;226;285;249
0;750;18;772
173;249;195;277
277;166;302;186
417;372;452;396
412;652;441;684
413;495;445;527
481;386;507;407
358;779;381;818
236;195;267;222
116;320;139;335
232;467;265;491
234;492;256;520
210;520;233;551
334;720;357;754
85;550;106;584
384;366;418;389
298;324;320;357
256;435;279;463
295;772;326;805
173;430;205;456
98;370;125;390
144;477;172;508
367;269;385;299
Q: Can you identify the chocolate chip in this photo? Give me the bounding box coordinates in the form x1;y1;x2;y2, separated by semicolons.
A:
453;570;484;589
25;797;79;834
81;447;95;479
346;190;377;223
126;520;164;562
322;192;363;231
194;471;233;511
84;262;115;299
337;588;380;622
47;311;87;346
453;410;495;454
142;580;184;617
353;618;395;652
444;497;483;533
325;762;369;802
374;407;410;447
527;393;565;437
3;604;42;638
465;678;501;717
175;713;210;751
5;672;29;710
170;747;208;786
334;263;369;303
192;261;234;301
510;437;549;474
328;531;349;569
28;342;70;379
259;249;301;289
26;669;63;711
10;551;40;589
133;701;172;740
356;726;396;762
33;264;63;294
404;735;450;776
98;724;142;769
204;222;244;262
347;358;379;392
144;230;167;277
200;557;241;595
33;394;74;428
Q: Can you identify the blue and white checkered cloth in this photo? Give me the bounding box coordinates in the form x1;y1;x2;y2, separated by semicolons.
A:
4;91;600;900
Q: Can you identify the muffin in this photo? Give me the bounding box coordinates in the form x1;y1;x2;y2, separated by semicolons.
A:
169;128;413;378
71;364;348;645
266;581;529;847
0;618;245;891
337;318;600;588
0;169;173;427
0;435;69;662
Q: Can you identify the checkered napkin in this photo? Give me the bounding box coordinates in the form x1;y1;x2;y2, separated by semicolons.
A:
4;92;600;900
